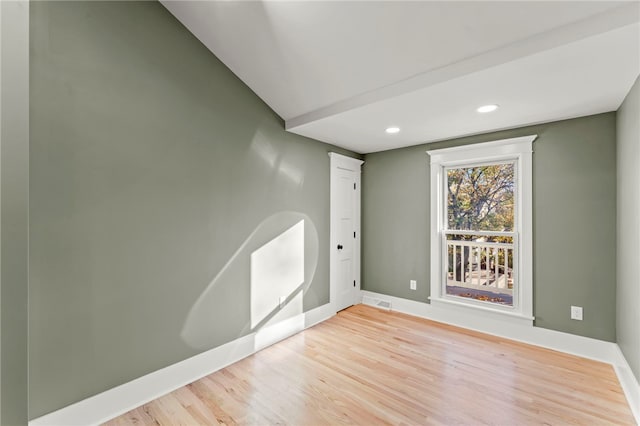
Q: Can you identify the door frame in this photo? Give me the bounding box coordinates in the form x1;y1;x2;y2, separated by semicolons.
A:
329;152;364;313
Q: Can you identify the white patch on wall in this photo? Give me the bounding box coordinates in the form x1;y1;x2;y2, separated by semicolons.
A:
251;220;304;329
278;159;304;187
250;131;278;168
250;132;304;187
180;211;318;350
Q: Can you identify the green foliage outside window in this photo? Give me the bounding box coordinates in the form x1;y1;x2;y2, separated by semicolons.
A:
447;163;514;232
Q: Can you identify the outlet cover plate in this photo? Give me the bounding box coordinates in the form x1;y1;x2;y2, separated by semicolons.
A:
410;280;417;290
570;305;583;320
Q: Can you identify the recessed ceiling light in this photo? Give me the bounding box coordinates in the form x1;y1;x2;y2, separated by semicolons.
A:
477;104;499;113
385;126;400;134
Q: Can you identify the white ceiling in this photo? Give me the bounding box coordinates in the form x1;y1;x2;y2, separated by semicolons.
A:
162;1;640;154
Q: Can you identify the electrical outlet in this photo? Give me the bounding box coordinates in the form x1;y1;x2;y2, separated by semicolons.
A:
279;296;286;309
410;280;417;290
570;305;583;321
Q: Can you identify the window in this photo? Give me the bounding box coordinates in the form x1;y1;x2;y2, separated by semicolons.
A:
446;162;516;306
427;136;535;322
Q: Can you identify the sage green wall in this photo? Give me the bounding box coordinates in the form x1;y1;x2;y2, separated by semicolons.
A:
1;1;30;424
29;1;357;418
361;145;430;303
616;75;640;382
362;112;617;342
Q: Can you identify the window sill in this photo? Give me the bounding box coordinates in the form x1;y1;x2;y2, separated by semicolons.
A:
428;296;535;323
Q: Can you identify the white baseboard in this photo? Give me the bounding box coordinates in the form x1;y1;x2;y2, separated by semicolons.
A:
29;303;336;426
361;290;640;425
613;345;640;425
361;290;618;362
28;293;639;426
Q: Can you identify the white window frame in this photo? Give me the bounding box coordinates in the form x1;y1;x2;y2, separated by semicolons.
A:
427;135;536;324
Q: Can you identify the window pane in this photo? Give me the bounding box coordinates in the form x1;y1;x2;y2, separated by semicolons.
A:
445;163;515;307
445;233;514;306
447;164;514;231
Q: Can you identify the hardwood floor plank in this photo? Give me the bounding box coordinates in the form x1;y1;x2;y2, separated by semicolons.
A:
104;304;635;425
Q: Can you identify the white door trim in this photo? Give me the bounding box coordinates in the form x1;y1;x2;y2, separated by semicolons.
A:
329;152;363;313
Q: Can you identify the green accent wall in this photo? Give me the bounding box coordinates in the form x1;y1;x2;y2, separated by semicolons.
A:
362;112;617;342
362;145;431;302
29;1;357;418
616;75;640;382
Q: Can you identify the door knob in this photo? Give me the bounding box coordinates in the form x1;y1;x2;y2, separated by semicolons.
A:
337;244;343;250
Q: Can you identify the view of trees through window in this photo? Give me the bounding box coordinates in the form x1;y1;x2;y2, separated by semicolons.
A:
445;163;516;306
447;163;514;231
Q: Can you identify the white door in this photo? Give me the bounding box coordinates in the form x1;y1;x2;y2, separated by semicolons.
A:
329;153;363;312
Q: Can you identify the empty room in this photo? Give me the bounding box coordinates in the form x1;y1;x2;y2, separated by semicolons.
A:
1;0;639;425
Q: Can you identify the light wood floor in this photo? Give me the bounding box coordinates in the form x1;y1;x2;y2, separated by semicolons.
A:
105;304;635;425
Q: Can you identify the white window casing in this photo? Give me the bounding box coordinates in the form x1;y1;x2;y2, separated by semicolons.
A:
427;136;536;324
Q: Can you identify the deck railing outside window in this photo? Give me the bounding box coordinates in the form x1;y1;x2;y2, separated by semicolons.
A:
443;230;516;306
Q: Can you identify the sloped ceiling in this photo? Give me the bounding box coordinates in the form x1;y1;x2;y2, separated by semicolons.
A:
162;1;640;153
